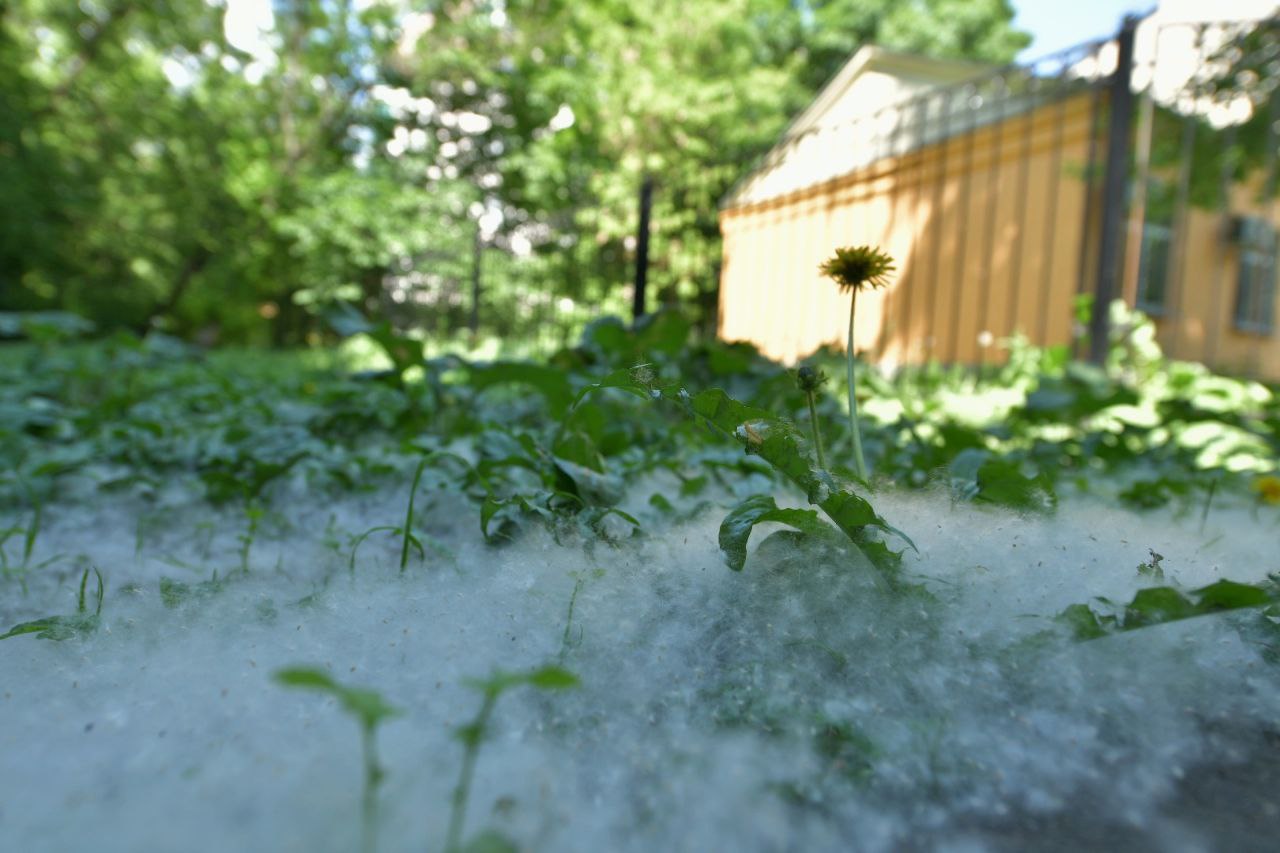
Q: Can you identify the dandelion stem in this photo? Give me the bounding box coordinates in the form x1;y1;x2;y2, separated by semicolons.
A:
846;292;868;481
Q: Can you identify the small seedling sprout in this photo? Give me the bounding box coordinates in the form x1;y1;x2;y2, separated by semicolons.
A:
400;457;429;572
274;667;401;853
559;577;586;659
446;666;578;853
1;566;104;641
238;502;264;575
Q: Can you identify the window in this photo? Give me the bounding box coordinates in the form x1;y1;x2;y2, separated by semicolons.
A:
1135;222;1172;315
1234;216;1277;334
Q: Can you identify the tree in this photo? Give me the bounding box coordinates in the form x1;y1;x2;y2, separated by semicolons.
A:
1;0;1030;344
390;0;1029;329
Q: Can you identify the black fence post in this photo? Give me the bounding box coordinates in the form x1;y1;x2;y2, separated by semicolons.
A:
633;176;654;323
1088;15;1139;364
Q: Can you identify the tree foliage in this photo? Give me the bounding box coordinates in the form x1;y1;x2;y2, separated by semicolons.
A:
0;0;1029;345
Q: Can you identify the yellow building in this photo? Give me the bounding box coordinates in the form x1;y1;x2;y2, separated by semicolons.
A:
718;16;1280;381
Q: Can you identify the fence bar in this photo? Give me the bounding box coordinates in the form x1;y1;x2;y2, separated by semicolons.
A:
1005;72;1038;339
926;90;952;361
1073;68;1106;360
948;85;979;363
633;176;654;322
1207;122;1239;365
977;78;1007;360
1036;80;1071;348
1167;25;1208;361
1087;15;1139;363
903;98;930;361
1121;80;1156;306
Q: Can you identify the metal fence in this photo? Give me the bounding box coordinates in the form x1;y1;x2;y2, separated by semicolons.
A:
1122;14;1280;377
374;196;646;358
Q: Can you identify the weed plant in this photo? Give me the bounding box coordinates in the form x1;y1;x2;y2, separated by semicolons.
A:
2;303;1280;850
274;668;401;853
446;666;579;852
1;566;104;641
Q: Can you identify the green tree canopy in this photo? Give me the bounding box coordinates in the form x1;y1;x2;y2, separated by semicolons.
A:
1;0;1029;345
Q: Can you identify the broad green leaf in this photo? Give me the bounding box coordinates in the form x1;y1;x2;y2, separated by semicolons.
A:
569;367;649;410
469;362;574;416
718;494;831;571
682;387;911;583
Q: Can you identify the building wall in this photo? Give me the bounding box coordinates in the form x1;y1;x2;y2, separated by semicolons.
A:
1142;188;1280;379
719;92;1101;368
721;89;1280;381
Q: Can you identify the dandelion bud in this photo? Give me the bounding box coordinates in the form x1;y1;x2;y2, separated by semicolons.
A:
795;366;827;393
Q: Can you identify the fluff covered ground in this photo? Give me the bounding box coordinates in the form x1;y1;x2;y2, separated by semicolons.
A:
2;478;1277;853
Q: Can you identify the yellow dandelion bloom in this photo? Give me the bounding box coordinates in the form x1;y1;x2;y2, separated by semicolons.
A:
819;246;895;294
1253;475;1280;505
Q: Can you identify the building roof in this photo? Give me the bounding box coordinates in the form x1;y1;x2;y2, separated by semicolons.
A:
723;46;993;209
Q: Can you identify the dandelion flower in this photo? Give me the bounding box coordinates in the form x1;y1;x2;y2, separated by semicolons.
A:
819;245;895;294
820;245;895;482
1253;474;1280;505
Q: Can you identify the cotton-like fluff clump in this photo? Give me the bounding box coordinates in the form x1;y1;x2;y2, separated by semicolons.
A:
1;482;1278;852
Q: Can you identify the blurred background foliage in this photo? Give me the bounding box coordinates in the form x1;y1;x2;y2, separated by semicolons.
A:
0;0;1028;347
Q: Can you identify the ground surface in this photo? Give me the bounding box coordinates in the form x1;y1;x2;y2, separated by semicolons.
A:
2;481;1277;853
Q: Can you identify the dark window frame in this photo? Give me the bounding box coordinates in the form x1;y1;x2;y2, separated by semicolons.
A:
1135;221;1172;316
1233;215;1277;335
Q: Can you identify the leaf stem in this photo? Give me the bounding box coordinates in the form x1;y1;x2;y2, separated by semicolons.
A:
805;389;826;470
445;690;497;853
400;458;428;572
361;723;382;853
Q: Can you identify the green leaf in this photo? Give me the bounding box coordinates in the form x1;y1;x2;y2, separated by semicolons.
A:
275;667;340;691
569;367;649;410
321;302;373;338
950;449;1055;512
1058;576;1280;640
522;665;580;690
480;496;507;541
1123;587;1198;628
1194;579;1274;610
688;388;774;436
1056;603;1111;640
274;666;400;728
819;488;879;534
466;665;580;696
681;387;912;583
469;362;574;416
1;568;104;641
459;830;520;853
551;455;624;506
718;495;830;571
